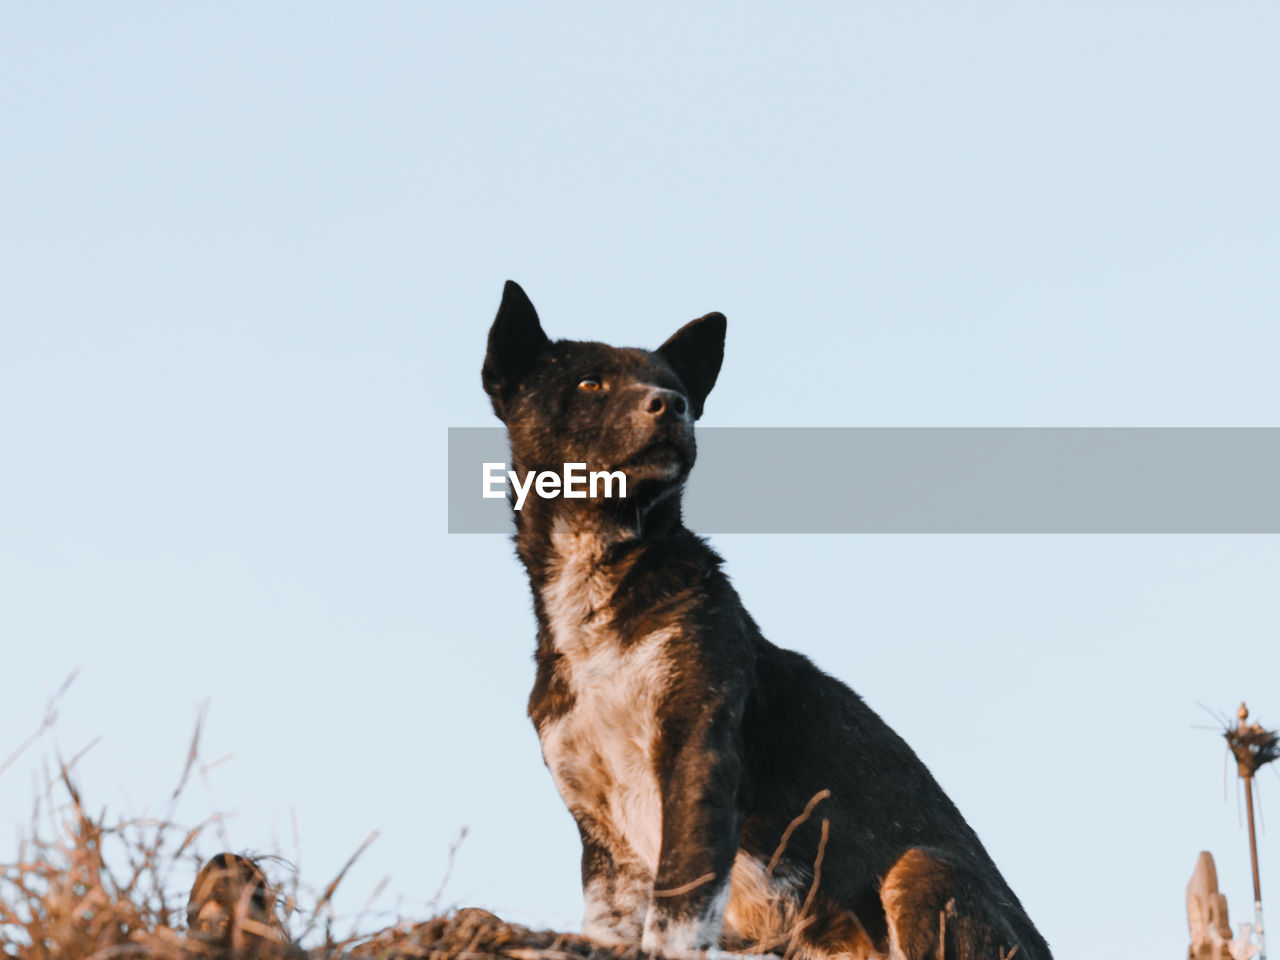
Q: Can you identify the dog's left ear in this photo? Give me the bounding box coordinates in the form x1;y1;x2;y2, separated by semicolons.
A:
656;312;726;420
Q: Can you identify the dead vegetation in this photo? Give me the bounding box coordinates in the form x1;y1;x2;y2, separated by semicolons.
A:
0;769;644;960
0;695;647;960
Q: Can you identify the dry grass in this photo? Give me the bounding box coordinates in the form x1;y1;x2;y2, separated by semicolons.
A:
0;710;651;960
1;763;206;960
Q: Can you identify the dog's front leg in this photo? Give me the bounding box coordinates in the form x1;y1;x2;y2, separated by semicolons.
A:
641;713;743;957
576;817;653;945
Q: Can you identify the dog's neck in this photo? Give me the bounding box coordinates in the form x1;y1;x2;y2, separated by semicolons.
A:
509;474;688;586
514;494;695;667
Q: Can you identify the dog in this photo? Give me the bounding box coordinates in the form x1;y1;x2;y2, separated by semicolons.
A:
482;281;1052;960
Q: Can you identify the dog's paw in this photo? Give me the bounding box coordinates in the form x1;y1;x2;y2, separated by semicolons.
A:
641;915;719;958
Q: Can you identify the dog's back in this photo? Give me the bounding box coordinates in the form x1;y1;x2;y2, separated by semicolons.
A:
484;281;1051;960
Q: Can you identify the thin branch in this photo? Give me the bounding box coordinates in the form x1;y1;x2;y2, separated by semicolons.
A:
300;830;380;941
652;872;717;899
766;789;831;880
427;825;469;911
784;816;830;960
1;670;80;776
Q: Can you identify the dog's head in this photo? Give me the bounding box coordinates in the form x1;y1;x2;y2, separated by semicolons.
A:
482;280;724;509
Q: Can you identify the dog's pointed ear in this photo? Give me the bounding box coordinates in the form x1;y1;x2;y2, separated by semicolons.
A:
656;312;725;420
483;280;550;419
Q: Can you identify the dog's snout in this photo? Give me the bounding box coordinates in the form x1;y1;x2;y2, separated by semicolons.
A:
643;387;688;419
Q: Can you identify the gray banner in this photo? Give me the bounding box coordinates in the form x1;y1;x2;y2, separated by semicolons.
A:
448;428;1280;533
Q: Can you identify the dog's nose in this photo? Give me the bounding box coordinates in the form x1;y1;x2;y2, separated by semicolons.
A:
643;387;688;419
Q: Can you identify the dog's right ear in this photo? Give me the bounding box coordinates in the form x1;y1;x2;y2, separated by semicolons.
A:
656;311;725;420
482;280;550;420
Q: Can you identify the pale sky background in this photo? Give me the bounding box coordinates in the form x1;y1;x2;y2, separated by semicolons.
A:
3;5;1279;959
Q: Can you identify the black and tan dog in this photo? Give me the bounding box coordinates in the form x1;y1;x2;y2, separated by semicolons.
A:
482;281;1051;960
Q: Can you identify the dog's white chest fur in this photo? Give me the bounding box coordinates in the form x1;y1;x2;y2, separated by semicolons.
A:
537;532;670;873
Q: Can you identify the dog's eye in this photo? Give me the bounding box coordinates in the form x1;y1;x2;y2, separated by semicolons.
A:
577;378;603;391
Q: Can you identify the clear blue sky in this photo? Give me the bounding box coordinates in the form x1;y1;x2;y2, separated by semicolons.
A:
3;5;1278;958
